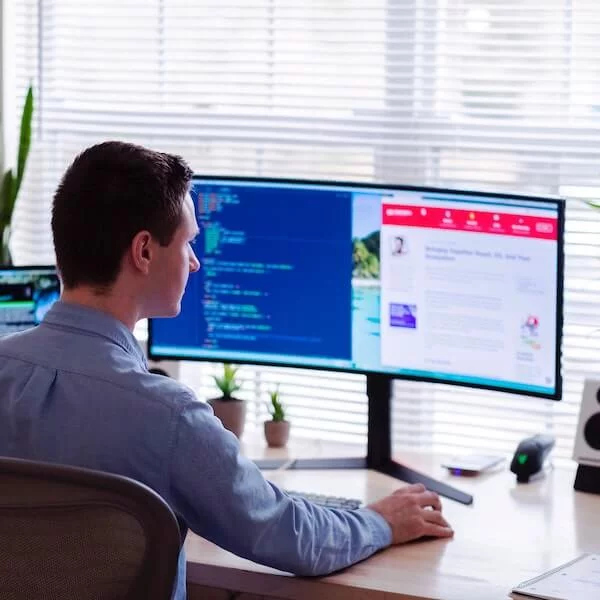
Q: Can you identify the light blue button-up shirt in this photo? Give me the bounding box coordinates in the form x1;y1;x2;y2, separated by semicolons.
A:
0;301;391;599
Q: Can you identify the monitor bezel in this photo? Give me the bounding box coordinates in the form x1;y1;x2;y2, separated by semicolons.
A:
148;176;565;401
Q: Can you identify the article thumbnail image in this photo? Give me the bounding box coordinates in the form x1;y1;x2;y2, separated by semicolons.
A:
389;303;417;329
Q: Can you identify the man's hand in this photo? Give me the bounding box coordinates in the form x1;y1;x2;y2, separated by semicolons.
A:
367;483;453;544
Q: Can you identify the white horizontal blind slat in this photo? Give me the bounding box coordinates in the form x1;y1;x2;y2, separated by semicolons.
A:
7;0;600;464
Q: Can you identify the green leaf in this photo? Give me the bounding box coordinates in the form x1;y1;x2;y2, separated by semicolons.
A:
268;386;285;421
0;225;11;265
212;364;243;399
14;86;34;200
0;170;15;228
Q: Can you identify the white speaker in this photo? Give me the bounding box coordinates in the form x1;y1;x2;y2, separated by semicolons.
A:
573;379;600;493
140;339;181;380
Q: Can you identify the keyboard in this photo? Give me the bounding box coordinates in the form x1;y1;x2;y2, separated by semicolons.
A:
284;489;362;510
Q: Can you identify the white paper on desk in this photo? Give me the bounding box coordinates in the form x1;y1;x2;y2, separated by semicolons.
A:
512;554;600;600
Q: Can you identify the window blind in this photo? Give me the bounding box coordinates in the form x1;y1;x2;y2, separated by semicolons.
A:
6;0;600;463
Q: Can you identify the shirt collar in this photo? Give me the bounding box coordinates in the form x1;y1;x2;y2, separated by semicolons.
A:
42;300;148;368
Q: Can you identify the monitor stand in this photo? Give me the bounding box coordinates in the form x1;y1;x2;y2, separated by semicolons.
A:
253;374;473;505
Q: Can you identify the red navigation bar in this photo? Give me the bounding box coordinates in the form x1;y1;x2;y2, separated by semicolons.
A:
382;204;557;240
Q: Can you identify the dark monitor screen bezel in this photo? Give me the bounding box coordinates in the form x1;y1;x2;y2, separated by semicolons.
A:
148;176;565;401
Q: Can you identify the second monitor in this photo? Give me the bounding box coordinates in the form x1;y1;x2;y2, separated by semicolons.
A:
0;266;60;335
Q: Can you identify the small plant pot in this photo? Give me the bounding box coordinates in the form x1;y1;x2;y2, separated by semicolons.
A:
209;397;246;439
264;420;290;448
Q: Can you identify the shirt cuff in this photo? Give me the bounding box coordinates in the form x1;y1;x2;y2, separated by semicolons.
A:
358;507;393;550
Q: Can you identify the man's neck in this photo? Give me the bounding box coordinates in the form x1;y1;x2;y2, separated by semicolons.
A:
61;287;139;331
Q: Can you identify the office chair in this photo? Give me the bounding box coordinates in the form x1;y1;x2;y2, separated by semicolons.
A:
0;457;181;600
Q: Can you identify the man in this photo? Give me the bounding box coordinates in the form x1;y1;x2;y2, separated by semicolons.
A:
0;141;452;599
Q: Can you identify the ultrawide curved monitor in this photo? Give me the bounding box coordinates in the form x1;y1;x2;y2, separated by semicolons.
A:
149;177;564;400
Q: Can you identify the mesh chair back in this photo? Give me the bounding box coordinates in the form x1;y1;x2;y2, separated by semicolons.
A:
0;457;181;600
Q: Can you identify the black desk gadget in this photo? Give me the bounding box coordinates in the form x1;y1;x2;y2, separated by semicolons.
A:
510;434;556;483
573;379;600;495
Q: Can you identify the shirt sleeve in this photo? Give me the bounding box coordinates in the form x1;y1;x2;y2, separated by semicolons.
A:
166;400;392;576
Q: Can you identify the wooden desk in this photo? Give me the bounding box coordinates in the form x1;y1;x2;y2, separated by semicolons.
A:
185;438;600;600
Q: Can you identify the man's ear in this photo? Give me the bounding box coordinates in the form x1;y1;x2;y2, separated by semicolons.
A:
131;231;153;274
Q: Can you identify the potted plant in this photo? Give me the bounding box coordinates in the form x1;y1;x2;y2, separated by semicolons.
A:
208;363;246;438
1;85;34;265
264;385;290;448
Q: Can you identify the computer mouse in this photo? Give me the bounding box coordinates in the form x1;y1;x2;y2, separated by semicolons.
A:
510;434;555;483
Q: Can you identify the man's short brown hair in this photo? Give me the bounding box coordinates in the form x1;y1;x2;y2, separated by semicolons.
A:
52;141;193;289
